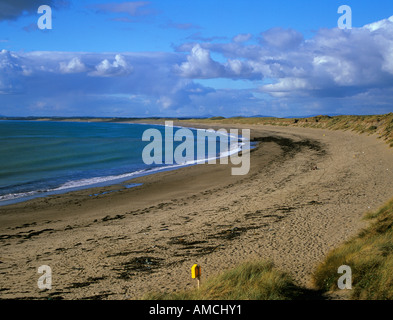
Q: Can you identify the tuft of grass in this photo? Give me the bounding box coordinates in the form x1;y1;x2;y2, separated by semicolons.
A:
312;198;393;300
143;261;304;300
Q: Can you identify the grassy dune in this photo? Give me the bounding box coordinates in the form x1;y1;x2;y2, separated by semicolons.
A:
313;198;393;300
143;261;305;300
182;113;393;147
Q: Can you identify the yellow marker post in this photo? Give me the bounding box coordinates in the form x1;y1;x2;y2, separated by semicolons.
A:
191;264;201;289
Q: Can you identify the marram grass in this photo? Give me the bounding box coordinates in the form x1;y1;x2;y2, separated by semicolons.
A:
143;261;304;300
312;198;393;300
181;113;393;147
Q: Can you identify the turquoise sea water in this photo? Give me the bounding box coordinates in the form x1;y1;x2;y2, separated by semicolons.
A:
0;121;243;206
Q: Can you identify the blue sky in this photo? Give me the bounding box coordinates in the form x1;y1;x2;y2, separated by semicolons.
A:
0;0;393;117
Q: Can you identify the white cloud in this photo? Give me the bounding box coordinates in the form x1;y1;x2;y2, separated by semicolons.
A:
89;54;133;77
2;15;393;117
175;44;260;80
227;59;243;75
59;57;86;74
0;49;26;94
261;78;310;97
175;44;224;78
363;15;393;32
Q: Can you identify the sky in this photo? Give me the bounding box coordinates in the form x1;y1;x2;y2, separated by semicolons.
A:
0;0;393;118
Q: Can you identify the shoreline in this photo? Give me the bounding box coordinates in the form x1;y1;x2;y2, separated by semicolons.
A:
1;122;393;299
0;120;249;207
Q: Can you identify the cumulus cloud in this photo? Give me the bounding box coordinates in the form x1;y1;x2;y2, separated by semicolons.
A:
89;54;133;77
174;16;393;114
175;44;259;80
364;15;393;32
175;16;393;102
258;16;393;98
59;57;87;74
175;44;225;78
0;50;204;116
1;15;393;117
0;49;29;94
261;78;310;97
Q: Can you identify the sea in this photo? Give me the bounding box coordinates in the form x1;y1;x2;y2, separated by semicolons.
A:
0;120;245;206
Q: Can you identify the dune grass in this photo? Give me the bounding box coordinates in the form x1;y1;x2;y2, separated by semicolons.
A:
312;198;393;300
181;113;393;147
143;260;305;300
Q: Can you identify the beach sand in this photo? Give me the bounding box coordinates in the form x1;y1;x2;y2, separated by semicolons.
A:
1;122;393;300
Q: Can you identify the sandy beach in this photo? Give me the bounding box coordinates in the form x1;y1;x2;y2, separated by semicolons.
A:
1;122;393;300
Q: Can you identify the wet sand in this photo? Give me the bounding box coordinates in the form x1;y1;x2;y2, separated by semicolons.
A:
1;122;393;300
